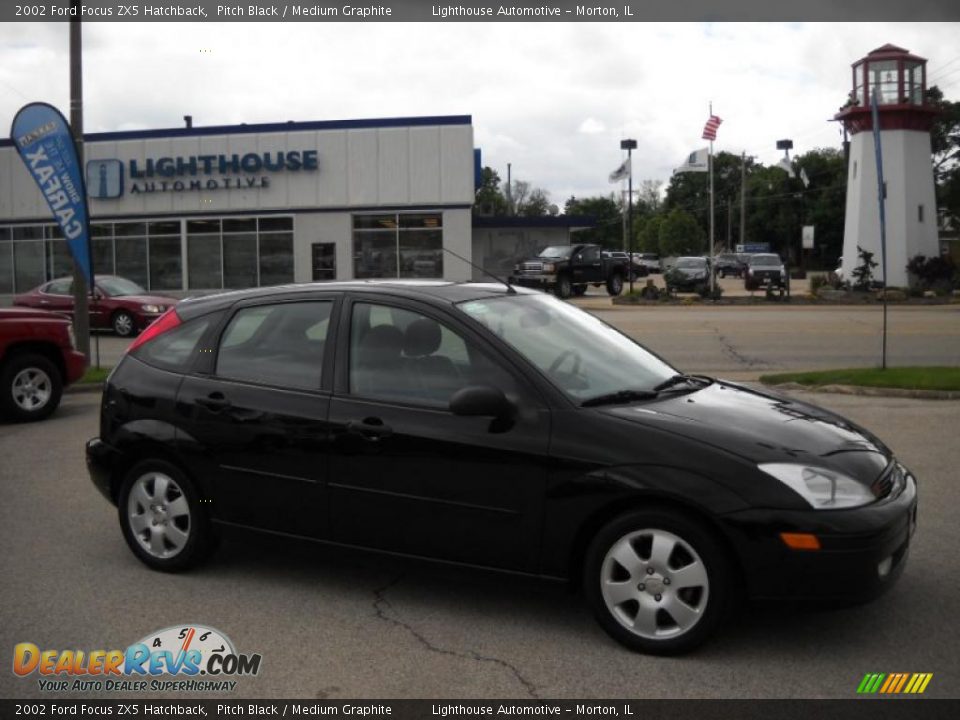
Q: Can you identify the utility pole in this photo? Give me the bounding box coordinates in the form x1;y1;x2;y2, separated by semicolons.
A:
740;152;746;248
620;139;637;294
69;3;91;364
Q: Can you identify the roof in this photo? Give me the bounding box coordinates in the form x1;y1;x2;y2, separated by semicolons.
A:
175;280;539;320
472;215;597;229
0;114;472;149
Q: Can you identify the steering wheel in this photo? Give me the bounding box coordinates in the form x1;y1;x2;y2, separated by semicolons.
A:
548;349;582;376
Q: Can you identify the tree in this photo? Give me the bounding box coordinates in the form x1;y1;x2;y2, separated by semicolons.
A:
927;86;960;228
564;194;623;248
658;209;705;257
636;215;662;254
517;186;551;217
793;148;847;266
474;166;508;216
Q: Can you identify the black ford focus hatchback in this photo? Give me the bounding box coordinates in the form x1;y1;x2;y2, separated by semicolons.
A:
87;281;917;654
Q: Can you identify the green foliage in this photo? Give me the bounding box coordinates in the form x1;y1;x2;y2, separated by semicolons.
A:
658;208;705;257
564;194;623;249
906;254;958;291
928;86;960;229
474;166;509;216
636;215;662;253
760;367;960;392
851;245;878;291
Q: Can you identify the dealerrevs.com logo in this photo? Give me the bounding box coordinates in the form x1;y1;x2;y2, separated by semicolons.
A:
13;624;262;693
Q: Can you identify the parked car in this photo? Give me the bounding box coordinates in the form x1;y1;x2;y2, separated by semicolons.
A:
744;254;787;291
511;244;629;298
633;253;662;273
14;275;177;337
86;281;916;655
713;253;745;278
664;257;710;294
0;307;86;421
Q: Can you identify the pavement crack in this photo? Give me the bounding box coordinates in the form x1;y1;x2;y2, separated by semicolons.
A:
372;574;541;698
704;322;770;369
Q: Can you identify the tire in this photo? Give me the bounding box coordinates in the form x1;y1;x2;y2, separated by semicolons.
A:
118;459;214;572
0;353;63;422
555;275;573;299
572;285;588;297
112;310;136;337
606;273;624;296
583;507;733;655
718;270;726;279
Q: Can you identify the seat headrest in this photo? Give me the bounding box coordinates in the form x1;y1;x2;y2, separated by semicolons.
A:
403;318;442;358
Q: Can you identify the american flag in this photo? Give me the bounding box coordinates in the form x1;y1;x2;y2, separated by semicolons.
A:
702;114;722;141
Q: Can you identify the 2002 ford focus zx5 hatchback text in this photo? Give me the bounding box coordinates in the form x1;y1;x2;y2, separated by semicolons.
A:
86;281;918;654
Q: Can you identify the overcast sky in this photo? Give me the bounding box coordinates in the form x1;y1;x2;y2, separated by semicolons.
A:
1;22;958;208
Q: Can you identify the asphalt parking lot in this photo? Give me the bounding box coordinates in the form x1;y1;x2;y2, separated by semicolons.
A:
1;387;959;699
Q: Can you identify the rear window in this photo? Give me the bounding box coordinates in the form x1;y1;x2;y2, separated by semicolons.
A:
136;316;213;372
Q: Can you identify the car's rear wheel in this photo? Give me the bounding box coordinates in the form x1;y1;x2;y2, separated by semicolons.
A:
584;508;733;655
118;459;213;572
0;354;62;422
606;273;624;296
112;310;135;337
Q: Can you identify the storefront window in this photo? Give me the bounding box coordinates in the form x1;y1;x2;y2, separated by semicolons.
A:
259;232;294;286
353;213;443;279
14;239;45;291
223;233;258;288
46;239;74;279
116;236;148;288
149;236;182;290
0;229;12;294
187;234;222;289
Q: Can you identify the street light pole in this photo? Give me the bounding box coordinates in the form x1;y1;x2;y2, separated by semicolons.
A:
69;4;91;365
620;139;637;294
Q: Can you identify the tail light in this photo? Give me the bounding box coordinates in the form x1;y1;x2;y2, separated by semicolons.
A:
126;308;181;354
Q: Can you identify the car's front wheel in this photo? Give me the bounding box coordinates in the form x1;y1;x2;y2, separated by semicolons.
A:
584;508;733;654
118;460;214;572
112;310;136;337
606;273;624;296
555;275;573;299
0;353;63;422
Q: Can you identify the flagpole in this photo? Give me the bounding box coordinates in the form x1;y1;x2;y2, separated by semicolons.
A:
709;102;715;294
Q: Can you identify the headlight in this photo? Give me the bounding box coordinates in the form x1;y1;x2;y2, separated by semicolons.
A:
542;263;556;273
141;304;163;313
759;463;875;509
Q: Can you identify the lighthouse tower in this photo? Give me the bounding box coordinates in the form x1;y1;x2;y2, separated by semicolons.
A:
835;44;939;288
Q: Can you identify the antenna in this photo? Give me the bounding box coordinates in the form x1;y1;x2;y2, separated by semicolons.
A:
442;246;516;295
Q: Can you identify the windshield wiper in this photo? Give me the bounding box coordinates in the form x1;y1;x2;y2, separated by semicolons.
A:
581;389;659;408
652;374;714;393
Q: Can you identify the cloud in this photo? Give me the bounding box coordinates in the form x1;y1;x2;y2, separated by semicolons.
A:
578;118;606;134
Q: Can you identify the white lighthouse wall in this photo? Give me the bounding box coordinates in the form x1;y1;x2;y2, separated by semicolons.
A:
841;129;939;287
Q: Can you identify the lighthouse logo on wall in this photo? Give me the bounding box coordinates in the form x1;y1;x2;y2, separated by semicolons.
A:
834;44;940;288
86;158;123;199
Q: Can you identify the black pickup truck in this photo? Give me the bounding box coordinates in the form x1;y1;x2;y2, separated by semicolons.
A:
511;244;629;298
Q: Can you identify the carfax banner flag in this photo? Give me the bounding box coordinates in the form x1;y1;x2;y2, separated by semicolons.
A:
10;102;94;285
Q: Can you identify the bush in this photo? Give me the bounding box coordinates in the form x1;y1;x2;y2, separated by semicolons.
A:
851;245;878;291
907;254;957;290
810;274;829;294
698;283;723;300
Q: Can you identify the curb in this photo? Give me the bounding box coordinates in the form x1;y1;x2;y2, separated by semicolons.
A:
67;383;104;394
767;382;960;401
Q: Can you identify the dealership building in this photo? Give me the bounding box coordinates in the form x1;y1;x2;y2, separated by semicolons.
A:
0;114;488;298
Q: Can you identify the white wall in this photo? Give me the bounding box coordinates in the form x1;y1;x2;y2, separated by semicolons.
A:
841;129;940;287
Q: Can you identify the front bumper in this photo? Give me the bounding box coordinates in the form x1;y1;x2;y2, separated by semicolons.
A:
510;274;556;289
721;472;917;604
86;437;121;505
63;349;87;385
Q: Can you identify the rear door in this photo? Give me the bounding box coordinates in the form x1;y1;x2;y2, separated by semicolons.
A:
176;295;339;539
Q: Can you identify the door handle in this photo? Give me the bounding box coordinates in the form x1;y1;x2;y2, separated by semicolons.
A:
346;417;393;440
196;393;231;412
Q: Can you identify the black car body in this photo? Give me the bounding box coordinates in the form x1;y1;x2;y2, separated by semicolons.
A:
713;253;745;278
87;281;917;654
664;257;710;293
511;244;629;298
745;253;787;290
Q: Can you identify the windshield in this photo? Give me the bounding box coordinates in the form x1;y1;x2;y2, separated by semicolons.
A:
676;258;706;269
457;294;676;403
749;254;782;267
98;277;147;297
538;246;573;259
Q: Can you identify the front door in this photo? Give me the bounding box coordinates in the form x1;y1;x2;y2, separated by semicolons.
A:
312;243;336;281
326;298;551;572
176;297;339;539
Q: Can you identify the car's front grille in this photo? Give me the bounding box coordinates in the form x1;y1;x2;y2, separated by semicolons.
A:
520;262;544;273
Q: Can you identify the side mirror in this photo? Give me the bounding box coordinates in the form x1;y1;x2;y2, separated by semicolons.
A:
449;385;513;419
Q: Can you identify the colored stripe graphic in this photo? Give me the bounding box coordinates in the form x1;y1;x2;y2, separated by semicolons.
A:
857;673;932;694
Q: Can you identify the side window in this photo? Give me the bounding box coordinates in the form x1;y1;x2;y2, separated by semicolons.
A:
581;247;599;262
45;279;72;295
138;316;212;371
216;301;332;390
349;302;516;407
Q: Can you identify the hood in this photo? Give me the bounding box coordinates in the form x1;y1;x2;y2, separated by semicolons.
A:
0;307;69;323
599;382;890;482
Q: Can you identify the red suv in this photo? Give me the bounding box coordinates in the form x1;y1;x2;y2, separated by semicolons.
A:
0;308;86;421
14;275;178;337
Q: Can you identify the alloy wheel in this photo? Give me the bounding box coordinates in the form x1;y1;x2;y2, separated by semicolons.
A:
12;367;52;413
126;471;192;559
